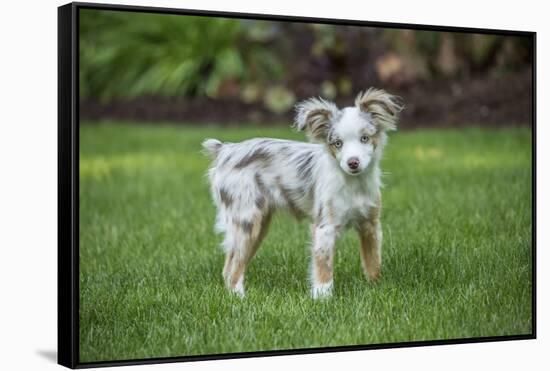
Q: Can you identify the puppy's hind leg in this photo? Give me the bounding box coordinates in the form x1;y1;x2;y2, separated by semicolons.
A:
223;210;271;297
222;249;235;283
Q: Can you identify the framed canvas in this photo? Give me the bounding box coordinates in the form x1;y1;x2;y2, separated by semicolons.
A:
58;2;536;368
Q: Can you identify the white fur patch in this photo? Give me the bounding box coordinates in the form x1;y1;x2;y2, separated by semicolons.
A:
312;281;333;299
231;275;245;298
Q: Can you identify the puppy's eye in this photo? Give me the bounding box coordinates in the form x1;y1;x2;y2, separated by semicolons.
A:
360;135;369;143
332;139;343;149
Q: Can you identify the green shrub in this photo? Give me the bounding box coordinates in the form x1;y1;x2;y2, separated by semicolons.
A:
80;10;283;101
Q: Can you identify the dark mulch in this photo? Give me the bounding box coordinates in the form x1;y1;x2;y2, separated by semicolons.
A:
80;68;532;129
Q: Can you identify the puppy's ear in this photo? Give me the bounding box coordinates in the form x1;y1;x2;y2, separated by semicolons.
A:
355;88;404;132
294;98;339;142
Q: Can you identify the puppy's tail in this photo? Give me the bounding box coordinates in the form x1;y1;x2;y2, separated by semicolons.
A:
201;138;223;159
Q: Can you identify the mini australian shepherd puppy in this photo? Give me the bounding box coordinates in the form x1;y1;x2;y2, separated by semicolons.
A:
202;88;403;299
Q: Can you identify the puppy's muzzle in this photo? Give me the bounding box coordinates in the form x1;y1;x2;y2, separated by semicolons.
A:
347;157;360;170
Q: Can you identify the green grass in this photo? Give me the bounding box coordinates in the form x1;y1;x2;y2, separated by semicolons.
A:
79;122;533;363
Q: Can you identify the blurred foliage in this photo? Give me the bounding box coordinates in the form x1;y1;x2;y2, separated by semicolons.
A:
379;30;532;83
80;10;284;101
80;9;532;116
262;85;296;114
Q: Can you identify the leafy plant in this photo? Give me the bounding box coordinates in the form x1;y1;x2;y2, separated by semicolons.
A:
80;10;284;101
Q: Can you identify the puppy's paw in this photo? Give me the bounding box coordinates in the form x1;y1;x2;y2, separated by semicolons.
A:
229;276;245;298
367;269;381;282
363;266;381;282
230;287;245;298
311;281;333;299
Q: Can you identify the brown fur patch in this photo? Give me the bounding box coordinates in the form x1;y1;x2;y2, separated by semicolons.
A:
361;99;394;115
359;231;381;281
326;131;340;158
370;194;382;221
247;211;272;262
235;148;271;169
305;110;333;142
219;188;233;207
255;195;266;209
229;258;246;288
296;152;314;180
226;211;273;289
241;220;254;234
254;173;269;211
359;128;380;149
232;218;254;234
327;142;338;158
370;135;380;149
314;252;333;283
357;194;382;281
355;89;403;132
223;250;235;280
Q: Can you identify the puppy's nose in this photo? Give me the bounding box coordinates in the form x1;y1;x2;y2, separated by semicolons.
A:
347;157;360;170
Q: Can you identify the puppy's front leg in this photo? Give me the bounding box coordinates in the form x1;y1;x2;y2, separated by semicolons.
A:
311;224;337;299
357;200;382;281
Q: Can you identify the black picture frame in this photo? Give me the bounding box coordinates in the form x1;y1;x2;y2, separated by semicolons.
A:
58;2;537;368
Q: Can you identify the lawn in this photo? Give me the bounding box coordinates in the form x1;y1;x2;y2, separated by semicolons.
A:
79;122;533;363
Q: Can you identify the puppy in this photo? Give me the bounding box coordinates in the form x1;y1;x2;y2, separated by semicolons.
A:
202;88;403;298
